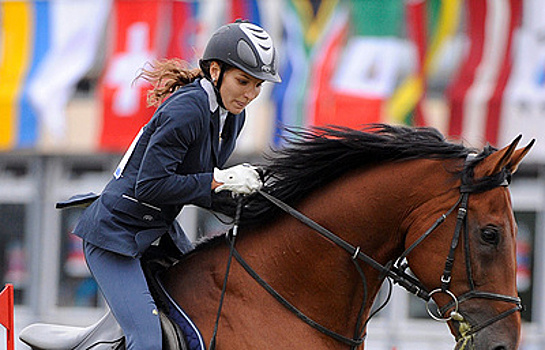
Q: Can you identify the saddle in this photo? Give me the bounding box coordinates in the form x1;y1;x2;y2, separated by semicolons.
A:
19;250;205;350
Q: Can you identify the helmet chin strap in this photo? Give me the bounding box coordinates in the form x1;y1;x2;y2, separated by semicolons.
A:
211;63;227;110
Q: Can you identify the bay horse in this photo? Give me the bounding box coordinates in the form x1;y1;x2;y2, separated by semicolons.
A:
163;124;533;350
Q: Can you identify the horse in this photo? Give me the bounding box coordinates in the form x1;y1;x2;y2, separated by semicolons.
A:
161;124;533;350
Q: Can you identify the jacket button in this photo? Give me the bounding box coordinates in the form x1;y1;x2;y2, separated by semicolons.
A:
143;214;154;221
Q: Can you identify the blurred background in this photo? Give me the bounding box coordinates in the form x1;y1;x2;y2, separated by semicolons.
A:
0;0;544;349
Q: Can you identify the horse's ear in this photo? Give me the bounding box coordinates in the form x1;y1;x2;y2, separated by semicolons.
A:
508;139;535;174
473;136;521;178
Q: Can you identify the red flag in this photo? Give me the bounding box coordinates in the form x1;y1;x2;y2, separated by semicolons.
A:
99;0;167;151
308;11;383;129
0;284;14;350
166;1;200;62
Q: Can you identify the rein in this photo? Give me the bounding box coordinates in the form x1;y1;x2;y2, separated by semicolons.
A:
212;159;523;348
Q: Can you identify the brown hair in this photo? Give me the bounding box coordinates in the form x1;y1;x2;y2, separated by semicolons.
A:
136;58;203;107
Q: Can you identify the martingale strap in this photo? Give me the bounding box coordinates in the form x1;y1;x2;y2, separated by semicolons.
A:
230;242;365;348
258;189;431;300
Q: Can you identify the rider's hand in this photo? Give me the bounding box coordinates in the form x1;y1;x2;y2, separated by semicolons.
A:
213;164;262;195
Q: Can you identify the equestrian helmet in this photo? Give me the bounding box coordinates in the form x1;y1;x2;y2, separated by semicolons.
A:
202;20;281;83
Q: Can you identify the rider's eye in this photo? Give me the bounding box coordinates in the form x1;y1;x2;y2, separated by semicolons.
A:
480;227;500;245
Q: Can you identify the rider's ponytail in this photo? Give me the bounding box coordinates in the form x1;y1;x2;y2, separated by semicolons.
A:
136;58;203;107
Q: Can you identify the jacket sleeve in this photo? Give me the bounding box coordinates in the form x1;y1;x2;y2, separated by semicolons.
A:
134;95;213;208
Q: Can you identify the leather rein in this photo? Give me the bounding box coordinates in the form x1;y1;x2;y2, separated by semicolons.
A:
211;158;523;349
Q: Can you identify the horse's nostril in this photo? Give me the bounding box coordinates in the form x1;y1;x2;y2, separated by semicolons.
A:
492;346;507;350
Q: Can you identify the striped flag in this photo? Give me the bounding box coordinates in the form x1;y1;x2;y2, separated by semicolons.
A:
29;0;110;142
447;0;522;147
272;0;345;143
0;0;108;150
0;1;35;150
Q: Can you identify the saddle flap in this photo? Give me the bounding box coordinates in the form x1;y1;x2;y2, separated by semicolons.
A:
19;310;123;350
20;323;90;350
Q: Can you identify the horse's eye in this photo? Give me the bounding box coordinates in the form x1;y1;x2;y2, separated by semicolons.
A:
480;227;500;245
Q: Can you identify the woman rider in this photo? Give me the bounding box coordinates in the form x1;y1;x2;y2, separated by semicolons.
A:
72;20;281;350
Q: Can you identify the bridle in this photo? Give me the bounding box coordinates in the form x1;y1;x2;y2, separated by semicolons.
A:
397;159;523;346
210;156;523;349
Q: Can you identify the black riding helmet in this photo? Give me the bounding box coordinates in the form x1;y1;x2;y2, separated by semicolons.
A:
201;20;281;83
199;20;281;107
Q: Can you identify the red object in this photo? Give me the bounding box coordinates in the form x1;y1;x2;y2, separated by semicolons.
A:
166;1;200;61
0;284;14;350
484;0;521;144
447;0;521;145
99;0;166;151
309;17;385;128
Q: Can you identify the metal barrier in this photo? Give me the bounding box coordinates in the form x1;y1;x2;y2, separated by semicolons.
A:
0;284;14;350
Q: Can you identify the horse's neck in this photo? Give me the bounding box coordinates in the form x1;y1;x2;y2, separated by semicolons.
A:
164;159;450;347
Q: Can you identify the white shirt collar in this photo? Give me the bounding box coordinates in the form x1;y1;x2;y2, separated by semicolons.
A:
200;78;228;130
200;78;225;113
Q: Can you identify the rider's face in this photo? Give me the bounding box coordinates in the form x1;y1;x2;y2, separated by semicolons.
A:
210;62;264;114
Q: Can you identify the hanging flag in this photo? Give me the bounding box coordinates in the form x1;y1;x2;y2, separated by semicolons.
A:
447;0;521;147
166;0;200;63
0;2;33;150
499;0;545;161
18;1;50;149
99;0;167;151
272;0;309;144
309;0;404;128
272;0;343;143
388;0;428;126
28;0;110;142
388;0;462;126
306;8;353;127
229;0;261;24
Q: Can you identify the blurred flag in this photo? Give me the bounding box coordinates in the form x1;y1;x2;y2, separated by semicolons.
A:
311;0;404;128
0;0;108;150
228;0;261;24
388;0;462;126
0;2;35;150
166;0;201;63
272;0;343;143
499;0;545;161
99;0;167;151
447;0;521;147
272;0;309;144
29;0;110;141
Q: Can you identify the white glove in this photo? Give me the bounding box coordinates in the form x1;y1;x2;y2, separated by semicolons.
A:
214;164;262;195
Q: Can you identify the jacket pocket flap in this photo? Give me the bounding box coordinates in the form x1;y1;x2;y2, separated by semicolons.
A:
113;195;162;224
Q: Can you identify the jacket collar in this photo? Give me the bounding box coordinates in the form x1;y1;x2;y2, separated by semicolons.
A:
200;78;228;119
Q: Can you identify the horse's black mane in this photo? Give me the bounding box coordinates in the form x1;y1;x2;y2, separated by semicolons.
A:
211;124;490;227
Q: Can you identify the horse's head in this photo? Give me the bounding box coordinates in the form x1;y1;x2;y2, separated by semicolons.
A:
405;136;534;350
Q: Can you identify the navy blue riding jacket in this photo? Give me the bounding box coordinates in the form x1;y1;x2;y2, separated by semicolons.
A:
73;78;245;257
